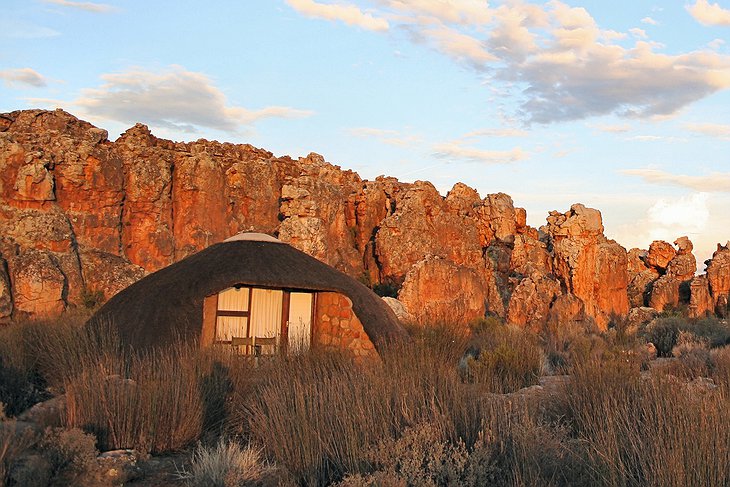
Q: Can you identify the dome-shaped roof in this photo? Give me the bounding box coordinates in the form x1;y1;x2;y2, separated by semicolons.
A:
88;236;407;351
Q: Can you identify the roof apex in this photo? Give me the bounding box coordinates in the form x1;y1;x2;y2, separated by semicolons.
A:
223;232;283;244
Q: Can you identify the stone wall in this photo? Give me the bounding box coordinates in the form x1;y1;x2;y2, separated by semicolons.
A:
315;292;377;360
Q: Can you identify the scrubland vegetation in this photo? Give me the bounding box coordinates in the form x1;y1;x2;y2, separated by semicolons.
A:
1;313;729;486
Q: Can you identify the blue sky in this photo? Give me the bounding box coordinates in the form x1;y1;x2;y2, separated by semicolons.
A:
2;0;729;267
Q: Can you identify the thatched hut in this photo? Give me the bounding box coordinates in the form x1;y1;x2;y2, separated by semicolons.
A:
88;233;407;358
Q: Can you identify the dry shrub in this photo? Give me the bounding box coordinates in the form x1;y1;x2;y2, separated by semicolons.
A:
540;320;605;373
709;345;730;389
643;317;683;356
366;422;468;485
38;426;97;475
465;324;542;393
643;316;730;357
667;331;712;379
178;439;272;487
234;325;580;485
566;356;730;486
0;422;38;484
65;342;212;454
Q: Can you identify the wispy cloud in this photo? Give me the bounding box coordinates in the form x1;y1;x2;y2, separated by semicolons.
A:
410;24;495;68
286;0;388;31
684;122;730;140
0;68;47;88
623;168;730;192
42;0;116;13
70;66;312;133
347;126;422;146
641;16;658;25
433;141;527;164
626;134;687;143
687;0;730;26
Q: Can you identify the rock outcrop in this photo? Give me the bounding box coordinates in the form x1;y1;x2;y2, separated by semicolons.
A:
1;109;729;328
543;204;629;330
648;237;697;312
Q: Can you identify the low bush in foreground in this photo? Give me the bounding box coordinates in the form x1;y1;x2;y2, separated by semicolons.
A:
177;439;272;487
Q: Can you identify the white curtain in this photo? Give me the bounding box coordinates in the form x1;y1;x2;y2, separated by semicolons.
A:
250;288;283;340
215;316;248;341
217;286;249;311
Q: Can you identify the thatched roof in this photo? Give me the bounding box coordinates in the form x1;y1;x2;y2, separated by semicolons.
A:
87;234;408;351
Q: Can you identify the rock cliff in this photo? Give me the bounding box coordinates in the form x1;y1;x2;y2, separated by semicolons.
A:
1;109;728;328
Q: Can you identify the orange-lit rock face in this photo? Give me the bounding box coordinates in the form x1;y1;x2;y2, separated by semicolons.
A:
689;275;714;318
375;181;484;285
8;249;66;317
278;153;363;275
545;204;629;329
507;272;561;331
646;241;676;271
315;292;377;359
398;256;487;326
707;243;730;316
3;108;727;327
647;236;697;312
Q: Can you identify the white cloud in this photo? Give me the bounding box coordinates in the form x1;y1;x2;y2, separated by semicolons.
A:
709;38;726;50
623;168;730;192
383;0;492;25
290;0;730;124
286;0;388;31
687;0;730;26
72;66;313;133
418;25;495;67
626;135;687;142
42;0;116;13
433;141;528;164
647;192;709;232
0;68;47;88
685;122;730;139
641;16;658;25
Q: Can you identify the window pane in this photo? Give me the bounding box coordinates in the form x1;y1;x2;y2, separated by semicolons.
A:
215;316;248;341
217;286;249;311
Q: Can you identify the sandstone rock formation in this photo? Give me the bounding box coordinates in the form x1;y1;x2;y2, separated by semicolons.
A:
707;243;730;317
397;256;486;326
1;109;729;329
648;237;697;312
543;204;629;330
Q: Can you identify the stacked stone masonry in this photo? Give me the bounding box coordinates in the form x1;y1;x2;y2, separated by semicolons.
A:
314;292;377;359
